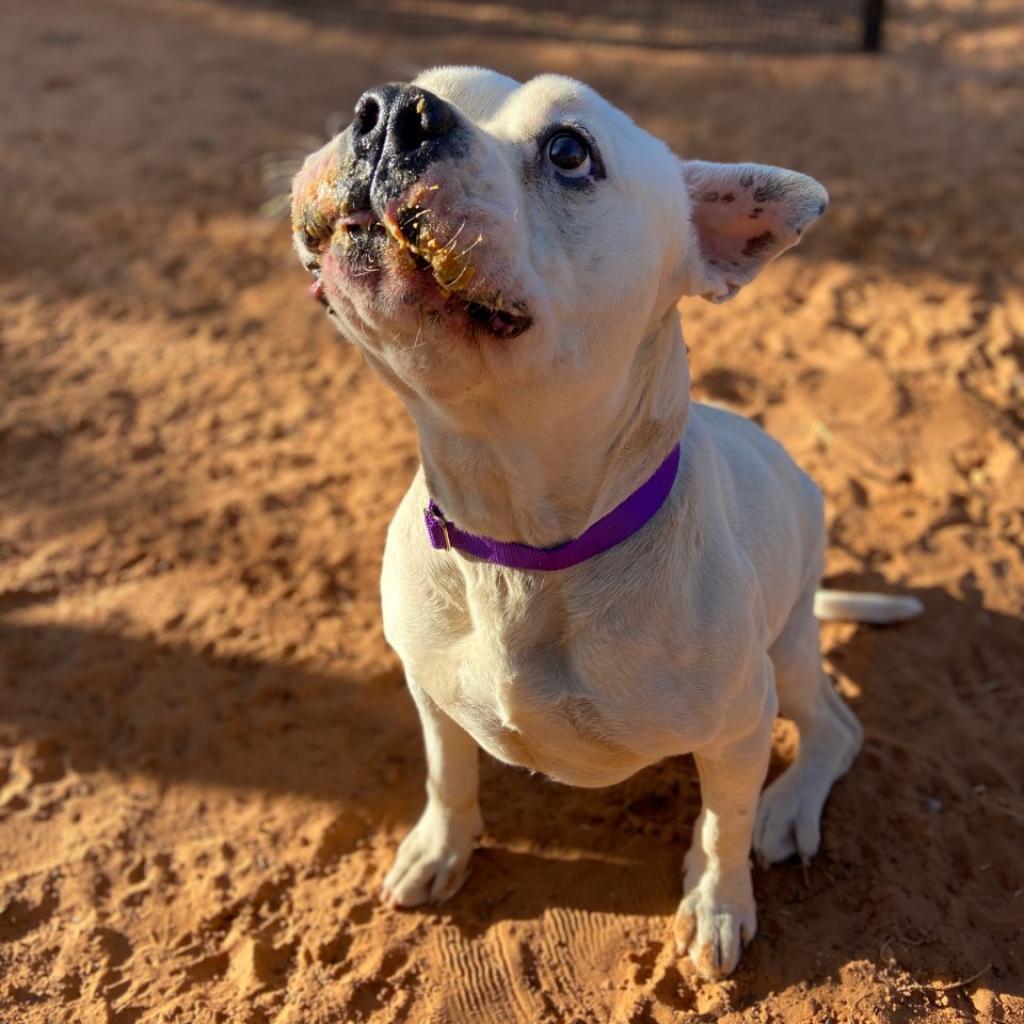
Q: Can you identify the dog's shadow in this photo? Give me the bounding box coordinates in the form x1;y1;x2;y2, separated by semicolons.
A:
0;579;1021;1005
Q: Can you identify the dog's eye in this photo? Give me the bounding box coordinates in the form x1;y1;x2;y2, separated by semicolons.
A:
545;131;592;178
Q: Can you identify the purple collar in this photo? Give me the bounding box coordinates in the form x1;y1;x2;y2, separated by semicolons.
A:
423;443;681;571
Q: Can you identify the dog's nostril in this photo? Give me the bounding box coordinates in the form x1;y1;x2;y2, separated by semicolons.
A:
393;92;455;154
416;92;455;139
354;95;380;135
395;93;454;153
394;104;428;154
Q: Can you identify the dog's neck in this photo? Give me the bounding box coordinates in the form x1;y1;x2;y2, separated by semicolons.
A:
405;311;691;548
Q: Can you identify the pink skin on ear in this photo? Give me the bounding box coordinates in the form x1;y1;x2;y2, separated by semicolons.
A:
680;161;829;303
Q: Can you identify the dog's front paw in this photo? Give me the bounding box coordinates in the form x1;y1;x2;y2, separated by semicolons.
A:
673;873;756;980
380;801;482;908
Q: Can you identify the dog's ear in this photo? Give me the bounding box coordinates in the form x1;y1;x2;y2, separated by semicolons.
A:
680;161;828;303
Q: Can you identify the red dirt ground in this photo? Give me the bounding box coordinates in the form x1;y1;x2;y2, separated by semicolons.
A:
1;1;1022;1021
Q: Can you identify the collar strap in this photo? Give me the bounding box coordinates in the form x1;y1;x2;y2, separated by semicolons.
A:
423;443;681;571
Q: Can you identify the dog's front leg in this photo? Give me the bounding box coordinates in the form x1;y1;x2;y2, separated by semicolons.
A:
381;677;483;908
676;678;775;979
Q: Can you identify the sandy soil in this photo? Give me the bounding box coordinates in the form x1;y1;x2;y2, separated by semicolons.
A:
1;0;1022;1021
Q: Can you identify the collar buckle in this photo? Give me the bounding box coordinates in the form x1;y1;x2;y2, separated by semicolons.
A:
424;503;453;552
438;517;452;551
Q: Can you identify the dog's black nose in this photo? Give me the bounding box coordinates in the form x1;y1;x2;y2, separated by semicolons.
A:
352;84;456;157
342;84;464;216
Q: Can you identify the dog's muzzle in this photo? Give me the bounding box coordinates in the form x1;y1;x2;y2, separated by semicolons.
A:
293;84;531;340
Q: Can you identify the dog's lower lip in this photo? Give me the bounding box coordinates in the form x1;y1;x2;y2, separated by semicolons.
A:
466;302;532;339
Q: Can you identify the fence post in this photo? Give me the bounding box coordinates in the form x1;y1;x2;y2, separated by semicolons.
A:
863;0;885;51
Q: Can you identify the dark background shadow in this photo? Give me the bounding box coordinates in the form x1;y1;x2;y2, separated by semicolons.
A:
225;0;874;53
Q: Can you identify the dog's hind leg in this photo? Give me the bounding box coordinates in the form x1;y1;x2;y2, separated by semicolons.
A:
380;676;483;907
754;589;863;865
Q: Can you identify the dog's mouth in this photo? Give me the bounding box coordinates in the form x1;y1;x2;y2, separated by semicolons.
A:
299;202;532;341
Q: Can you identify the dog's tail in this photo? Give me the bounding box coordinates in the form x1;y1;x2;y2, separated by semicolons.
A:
813;589;924;624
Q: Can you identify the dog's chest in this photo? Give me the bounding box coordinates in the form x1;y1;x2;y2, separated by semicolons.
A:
446;643;648;787
408;572;656;786
456;647;638;783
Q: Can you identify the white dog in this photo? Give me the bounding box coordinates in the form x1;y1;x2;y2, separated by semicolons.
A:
291;66;921;979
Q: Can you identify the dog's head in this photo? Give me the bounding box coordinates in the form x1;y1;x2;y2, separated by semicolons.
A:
292;66;827;406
